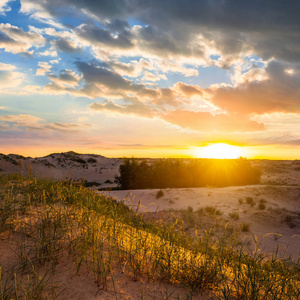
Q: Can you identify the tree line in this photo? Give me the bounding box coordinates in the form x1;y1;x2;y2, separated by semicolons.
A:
115;158;261;190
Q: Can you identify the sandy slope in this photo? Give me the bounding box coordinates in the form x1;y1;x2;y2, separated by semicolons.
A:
1;152;300;259
1;153;300;299
98;184;300;260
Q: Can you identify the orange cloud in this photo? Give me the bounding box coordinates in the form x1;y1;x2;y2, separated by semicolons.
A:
162;110;264;132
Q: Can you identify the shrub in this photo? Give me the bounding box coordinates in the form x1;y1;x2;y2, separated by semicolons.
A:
245;196;255;207
258;203;266;210
156;189;164;199
87;158;97;163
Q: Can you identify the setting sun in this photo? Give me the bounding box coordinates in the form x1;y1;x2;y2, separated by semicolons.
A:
192;143;245;159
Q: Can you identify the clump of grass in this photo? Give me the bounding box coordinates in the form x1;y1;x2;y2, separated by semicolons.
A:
205;206;222;216
196;207;204;216
156;189;164;199
245;196;255;207
240;222;250;232
238;198;243;204
187;206;193;213
229;212;239;220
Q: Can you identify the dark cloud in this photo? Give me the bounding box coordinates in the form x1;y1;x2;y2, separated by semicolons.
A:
75;61;144;91
75;23;133;49
21;0;300;62
53;38;81;53
0;31;15;43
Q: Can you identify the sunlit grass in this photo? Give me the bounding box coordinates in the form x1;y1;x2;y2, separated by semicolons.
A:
0;174;299;299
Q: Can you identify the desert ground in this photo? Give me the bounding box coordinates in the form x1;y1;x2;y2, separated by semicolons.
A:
1;152;300;260
1;152;300;299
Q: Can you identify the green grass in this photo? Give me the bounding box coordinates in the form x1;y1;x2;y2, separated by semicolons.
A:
0;174;299;299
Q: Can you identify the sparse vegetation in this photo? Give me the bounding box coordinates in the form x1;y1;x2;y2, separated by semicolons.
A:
0;174;300;299
240;222;250;232
205;206;222;216
229;212;239;220
246;196;255;207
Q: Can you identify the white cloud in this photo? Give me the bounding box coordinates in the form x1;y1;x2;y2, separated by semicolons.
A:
0;23;45;54
0;62;24;91
36;61;52;76
0;0;14;14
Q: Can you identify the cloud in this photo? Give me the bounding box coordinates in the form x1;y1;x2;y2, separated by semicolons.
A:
0;114;43;126
0;23;45;54
208;61;300;114
48;69;81;87
0;62;24;91
0;113;91;133
75;23;133;49
52;38;82;53
36;61;52;76
43;122;84;132
162;110;265;132
0;0;14;14
38;49;58;57
174;82;203;97
141;71;167;82
19;0;300;64
90;100;155;117
75;61;145;93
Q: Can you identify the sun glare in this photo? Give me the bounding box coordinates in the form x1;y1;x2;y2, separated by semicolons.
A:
192;143;245;159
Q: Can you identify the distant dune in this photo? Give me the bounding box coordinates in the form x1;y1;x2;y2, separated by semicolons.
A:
0;151;121;189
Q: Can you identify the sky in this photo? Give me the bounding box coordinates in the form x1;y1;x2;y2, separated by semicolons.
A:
0;0;300;159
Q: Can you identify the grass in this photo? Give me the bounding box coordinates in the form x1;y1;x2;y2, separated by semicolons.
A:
245;196;255;207
205;206;222;216
229;212;239;220
240;222;250;232
0;174;300;299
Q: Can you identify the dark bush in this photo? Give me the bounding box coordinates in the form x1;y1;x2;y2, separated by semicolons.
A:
87;158;97;163
116;158;261;189
156;189;164;199
71;157;86;164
